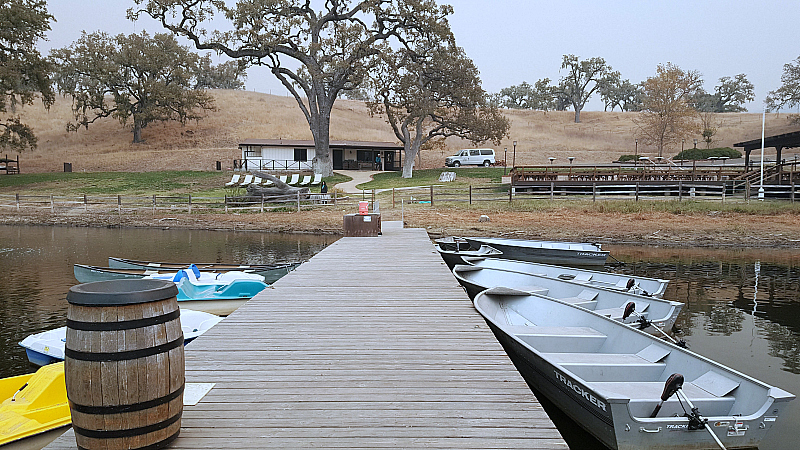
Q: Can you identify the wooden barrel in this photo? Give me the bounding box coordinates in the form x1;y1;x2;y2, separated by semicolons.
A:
65;279;184;450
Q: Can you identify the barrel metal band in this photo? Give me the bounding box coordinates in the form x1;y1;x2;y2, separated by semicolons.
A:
65;336;184;362
70;383;184;415
74;411;182;440
78;429;180;450
66;309;180;331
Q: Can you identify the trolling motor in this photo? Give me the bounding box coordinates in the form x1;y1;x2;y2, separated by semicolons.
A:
651;373;728;450
650;373;683;418
625;278;651;297
622;302;687;348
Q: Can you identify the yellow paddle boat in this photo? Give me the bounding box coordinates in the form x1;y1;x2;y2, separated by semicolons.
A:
0;362;70;449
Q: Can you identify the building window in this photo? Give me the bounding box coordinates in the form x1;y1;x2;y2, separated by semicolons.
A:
294;148;308;162
244;147;260;158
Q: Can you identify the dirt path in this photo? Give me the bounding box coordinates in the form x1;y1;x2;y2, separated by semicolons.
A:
2;205;799;249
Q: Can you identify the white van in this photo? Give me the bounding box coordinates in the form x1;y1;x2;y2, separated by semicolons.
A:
445;149;496;167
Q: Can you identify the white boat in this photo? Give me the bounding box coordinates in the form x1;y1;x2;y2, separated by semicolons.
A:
462;256;670;298
474;287;795;450
434;243;502;270
453;264;682;334
460;236;609;266
108;257;299;284
19;309;222;366
74;263;265;284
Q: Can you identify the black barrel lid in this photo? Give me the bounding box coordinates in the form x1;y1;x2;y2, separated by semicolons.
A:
67;279;179;306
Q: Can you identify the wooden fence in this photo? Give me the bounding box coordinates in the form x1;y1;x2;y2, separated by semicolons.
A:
1;181;796;214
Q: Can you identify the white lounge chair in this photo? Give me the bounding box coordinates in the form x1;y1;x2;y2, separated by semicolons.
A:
310;173;322;185
298;175;312;186
279;175;288;184
239;174;253;186
287;174;300;185
252;176;263;185
224;174;241;186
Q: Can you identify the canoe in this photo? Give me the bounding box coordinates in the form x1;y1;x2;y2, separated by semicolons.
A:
460;236;609;266
19;309;223;366
434;243;502;270
474;287;795;450
0;362;70;449
462;256;670;298
453;265;683;333
174;278;267;316
108;257;300;284
74;264;265;284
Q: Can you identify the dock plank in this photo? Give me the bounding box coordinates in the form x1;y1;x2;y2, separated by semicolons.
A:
45;224;565;449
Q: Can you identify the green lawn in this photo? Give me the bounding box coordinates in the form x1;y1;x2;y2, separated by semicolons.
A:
358;168;506;190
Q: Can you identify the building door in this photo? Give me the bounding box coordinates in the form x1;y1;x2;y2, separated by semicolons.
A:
384;151;395;170
333;150;343;170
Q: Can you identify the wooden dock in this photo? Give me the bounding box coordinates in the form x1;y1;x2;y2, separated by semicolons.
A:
46;222;565;449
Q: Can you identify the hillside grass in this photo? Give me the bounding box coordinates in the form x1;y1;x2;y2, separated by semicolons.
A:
6;89;799;174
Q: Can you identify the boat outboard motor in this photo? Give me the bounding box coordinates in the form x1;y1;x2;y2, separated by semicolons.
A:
622;302;688;348
622;301;636;321
625;278;652;296
650;373;684;418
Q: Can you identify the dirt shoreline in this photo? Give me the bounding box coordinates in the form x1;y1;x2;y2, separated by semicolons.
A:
2;206;799;249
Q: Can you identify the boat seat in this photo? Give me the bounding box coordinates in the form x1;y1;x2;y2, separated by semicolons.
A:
594;381;736;418
544;352;667;382
517;328;607;353
573;273;592;282
559;289;599;304
515;285;549;296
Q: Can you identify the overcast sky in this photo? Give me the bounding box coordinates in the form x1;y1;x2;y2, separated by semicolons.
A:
41;0;800;112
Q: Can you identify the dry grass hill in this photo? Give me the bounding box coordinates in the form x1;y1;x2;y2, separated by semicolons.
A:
9;89;800;173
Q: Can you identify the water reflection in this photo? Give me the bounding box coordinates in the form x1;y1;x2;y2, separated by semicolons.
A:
0;225;335;377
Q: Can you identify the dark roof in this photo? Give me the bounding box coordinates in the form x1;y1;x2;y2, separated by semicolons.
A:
239;139;403;150
734;130;800;151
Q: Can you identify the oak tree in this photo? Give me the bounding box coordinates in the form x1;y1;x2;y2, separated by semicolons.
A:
367;36;508;178
0;0;54;151
51;31;215;143
496;79;556;111
692;74;754;113
766;57;800;116
130;0;452;176
555;55;612;123
194;57;247;90
598;72;643;112
635;63;702;157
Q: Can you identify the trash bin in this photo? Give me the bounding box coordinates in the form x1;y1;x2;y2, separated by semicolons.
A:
216;161;222;171
65;279;184;450
64;162;72;173
358;201;369;215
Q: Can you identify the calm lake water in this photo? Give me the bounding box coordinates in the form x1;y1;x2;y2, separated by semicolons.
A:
0;225;797;449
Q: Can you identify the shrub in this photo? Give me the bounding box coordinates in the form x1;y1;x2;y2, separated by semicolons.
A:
617;154;639;162
674;147;742;161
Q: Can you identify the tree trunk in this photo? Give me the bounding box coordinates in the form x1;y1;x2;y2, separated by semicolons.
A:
308;99;333;177
132;119;143;143
402;141;418;178
574;107;581;124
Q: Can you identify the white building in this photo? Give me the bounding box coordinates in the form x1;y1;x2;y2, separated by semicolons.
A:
237;139;404;172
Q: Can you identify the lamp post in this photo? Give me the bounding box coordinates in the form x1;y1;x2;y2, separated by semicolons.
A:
693;138;698;149
512;140;517;168
504;148;508;175
682;139;685;153
635;138;638;156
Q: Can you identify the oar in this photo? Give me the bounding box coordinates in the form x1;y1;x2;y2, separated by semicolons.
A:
650;373;683;418
622;302;687;348
675;389;727;450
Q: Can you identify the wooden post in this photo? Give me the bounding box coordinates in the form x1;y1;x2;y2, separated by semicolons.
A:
50;194;54;211
692;160;696;181
84;194;88;211
678;181;683;202
721;183;725;204
746;181;750;203
469;185;472;205
224;195;228;213
592;183;596;202
188;194;192;213
429;185;434;205
392;188;395;208
15;193;19;210
152;194;156;214
635;182;639;202
333;191;337;205
550;182;554;200
792;182;795;202
261;194;264;213
117;195;121;213
297;191;301;212
372;189;375;204
508;186;512;203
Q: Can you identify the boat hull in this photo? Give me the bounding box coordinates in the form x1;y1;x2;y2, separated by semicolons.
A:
485;319;618;448
176;298;248;316
107;258;299;284
463;237;609;266
435;244;502;270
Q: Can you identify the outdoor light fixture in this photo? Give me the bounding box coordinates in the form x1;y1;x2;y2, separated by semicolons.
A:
512;140;517;168
548;157;556;165
504;148;508;175
693;138;698;149
568;157;575;165
635;138;638;156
